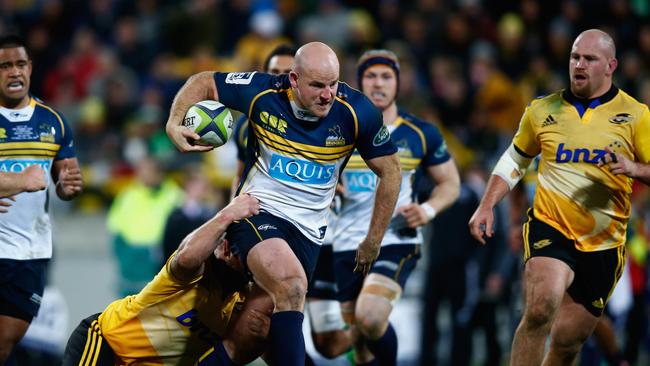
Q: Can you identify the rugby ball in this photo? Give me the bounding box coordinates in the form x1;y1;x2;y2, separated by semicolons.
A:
183;100;234;147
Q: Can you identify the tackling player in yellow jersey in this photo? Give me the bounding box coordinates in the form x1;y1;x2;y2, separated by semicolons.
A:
469;29;650;366
61;195;274;366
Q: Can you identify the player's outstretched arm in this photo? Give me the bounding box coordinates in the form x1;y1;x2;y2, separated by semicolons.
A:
172;194;259;281
355;153;401;275
399;159;461;228
0;164;47;198
166;71;220;153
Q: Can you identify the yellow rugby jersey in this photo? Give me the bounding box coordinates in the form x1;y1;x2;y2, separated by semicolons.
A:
97;254;244;365
513;87;650;251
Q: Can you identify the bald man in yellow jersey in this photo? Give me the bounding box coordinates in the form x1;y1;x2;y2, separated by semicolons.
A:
61;194;274;366
469;29;650;366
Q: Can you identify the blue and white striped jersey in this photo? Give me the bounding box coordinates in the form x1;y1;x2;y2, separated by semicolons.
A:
333;111;450;252
0;97;76;259
214;72;396;244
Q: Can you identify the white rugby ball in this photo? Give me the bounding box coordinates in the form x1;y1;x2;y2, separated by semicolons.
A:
183;100;234;147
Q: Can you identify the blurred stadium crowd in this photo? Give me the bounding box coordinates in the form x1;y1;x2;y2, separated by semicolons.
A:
3;0;650;365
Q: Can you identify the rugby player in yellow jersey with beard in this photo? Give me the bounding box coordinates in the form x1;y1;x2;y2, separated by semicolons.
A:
62;194;274;366
470;29;650;366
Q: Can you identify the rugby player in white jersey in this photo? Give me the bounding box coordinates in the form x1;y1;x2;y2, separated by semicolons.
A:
166;42;401;366
0;34;83;365
332;50;460;366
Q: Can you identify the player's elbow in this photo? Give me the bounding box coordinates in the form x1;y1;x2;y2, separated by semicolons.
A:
175;239;202;270
187;71;218;99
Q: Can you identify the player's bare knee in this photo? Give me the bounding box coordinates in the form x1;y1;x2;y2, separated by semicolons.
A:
523;299;556;330
274;276;307;310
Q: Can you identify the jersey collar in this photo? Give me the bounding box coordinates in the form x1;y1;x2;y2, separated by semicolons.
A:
0;97;36;122
287;89;320;122
562;85;618;112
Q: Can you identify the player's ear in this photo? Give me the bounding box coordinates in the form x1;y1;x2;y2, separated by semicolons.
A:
289;71;299;88
607;57;618;75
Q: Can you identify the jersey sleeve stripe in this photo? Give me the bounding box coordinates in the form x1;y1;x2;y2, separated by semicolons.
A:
247;88;290;121
335;97;358;140
401;119;427;155
34;101;65;138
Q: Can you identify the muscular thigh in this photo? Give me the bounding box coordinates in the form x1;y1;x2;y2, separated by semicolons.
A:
569;245;626;317
226;211;321;282
523;211;626;316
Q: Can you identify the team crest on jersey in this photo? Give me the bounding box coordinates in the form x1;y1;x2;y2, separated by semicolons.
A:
608;113;633;124
39;124;56;143
395;139;412;157
373;125;390;146
326;125;345;146
0;128;6;139
225;72;256;85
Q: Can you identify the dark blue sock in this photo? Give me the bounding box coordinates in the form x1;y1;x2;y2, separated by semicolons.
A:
269;311;305;366
366;323;398;366
197;342;235;366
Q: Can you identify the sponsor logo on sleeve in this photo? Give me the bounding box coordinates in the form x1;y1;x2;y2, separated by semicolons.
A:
434;141;448;158
372;125;390;146
225;72;257;85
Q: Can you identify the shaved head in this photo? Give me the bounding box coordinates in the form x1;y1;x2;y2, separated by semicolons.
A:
574;29;616;59
569;29;618;98
294;42;339;76
289;42;340;118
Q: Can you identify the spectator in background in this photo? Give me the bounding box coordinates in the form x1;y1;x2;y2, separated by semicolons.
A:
162;166;218;264
107;156;183;297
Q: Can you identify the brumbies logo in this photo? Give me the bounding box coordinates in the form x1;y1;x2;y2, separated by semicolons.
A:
326;125;345;146
373;125;390;146
608;113;633;124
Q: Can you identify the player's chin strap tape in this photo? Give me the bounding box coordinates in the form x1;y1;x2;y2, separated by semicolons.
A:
491;143;533;190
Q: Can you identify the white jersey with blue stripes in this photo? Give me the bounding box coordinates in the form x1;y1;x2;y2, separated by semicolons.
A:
333;112;450;252
0;98;76;259
214;72;396;244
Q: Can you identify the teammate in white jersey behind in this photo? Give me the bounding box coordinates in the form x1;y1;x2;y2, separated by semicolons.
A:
331;50;460;366
166;42;401;366
0;34;83;365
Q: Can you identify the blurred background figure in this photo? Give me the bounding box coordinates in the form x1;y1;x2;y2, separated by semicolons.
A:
107;156;182;297
161;165;220;264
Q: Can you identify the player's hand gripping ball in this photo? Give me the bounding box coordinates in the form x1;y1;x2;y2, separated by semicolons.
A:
183;100;234;147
